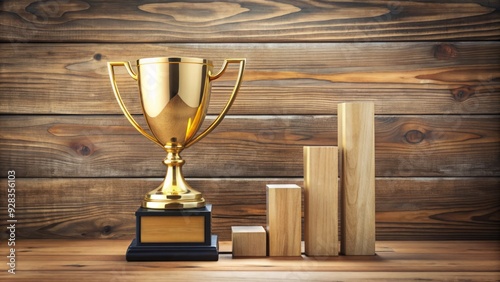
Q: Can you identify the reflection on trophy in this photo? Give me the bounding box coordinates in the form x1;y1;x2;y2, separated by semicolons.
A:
108;57;246;261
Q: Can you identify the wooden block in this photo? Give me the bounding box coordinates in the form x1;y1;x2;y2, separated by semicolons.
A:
266;184;302;257
338;102;376;255
303;146;339;256
231;226;267;257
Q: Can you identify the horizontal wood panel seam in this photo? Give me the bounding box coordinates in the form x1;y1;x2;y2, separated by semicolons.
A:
0;178;497;240
1;0;499;42
1;42;499;115
2;114;499;177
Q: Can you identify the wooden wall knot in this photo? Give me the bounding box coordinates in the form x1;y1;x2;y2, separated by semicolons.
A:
404;130;425;144
26;0;90;21
70;140;94;157
101;225;112;235
451;86;475;102
433;43;459;60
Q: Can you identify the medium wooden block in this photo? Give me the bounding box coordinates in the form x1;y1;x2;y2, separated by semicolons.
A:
231;226;267;257
303;146;339;256
266;184;302;257
338;102;376;255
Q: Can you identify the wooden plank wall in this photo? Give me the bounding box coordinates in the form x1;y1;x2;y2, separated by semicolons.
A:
1;0;499;241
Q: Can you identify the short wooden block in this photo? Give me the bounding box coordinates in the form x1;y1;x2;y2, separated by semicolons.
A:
338;102;376;255
231;226;267;257
266;184;302;257
303;146;339;256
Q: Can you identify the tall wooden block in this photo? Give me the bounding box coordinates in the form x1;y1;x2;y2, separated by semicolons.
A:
303;146;339;256
338;102;376;256
231;226;267;257
266;184;302;257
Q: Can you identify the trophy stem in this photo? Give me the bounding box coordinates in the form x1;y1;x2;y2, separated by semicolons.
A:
142;145;205;209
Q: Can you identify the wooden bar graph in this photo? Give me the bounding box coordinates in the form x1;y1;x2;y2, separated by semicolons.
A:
266;184;302;257
338;102;376;256
303;146;339;256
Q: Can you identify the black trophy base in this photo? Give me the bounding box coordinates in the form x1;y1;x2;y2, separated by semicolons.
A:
126;235;219;261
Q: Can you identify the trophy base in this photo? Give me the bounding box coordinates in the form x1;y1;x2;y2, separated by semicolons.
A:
126;235;219;261
126;204;218;261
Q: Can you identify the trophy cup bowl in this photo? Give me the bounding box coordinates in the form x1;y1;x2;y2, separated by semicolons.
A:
108;57;245;210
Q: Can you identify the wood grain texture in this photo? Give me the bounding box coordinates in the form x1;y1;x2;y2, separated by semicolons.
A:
1;42;499;115
266;184;302;257
2;271;498;282
1;0;499;43
339;102;376;255
0;240;498;281
303;146;339;256
1;115;498;178
0;178;497;241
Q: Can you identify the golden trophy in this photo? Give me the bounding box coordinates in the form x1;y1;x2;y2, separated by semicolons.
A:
107;57;245;261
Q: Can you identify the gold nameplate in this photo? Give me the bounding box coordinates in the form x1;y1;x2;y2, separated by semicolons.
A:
140;216;205;243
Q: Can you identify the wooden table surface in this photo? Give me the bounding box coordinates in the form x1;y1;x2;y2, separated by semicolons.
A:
1;240;499;281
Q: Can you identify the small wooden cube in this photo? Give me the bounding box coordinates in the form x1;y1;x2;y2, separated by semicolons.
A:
231;226;267;257
266;184;302;257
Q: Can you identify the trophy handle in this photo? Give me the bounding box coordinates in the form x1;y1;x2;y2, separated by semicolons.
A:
185;58;246;149
107;61;163;147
